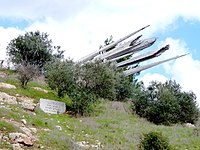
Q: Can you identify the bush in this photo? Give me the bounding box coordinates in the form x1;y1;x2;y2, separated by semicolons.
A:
139;131;172;150
69;86;97;116
44;59;75;97
17;63;39;88
45;59;116;115
115;73;134;101
133;80;199;125
177;91;199;124
147;89;180;125
45;59;139;115
77;60;117;100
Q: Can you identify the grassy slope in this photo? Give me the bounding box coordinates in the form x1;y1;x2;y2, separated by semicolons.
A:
0;73;200;149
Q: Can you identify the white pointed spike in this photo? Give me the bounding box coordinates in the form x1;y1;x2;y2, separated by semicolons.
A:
109;52;134;62
123;53;189;76
116;45;169;67
77;25;150;63
101;38;156;60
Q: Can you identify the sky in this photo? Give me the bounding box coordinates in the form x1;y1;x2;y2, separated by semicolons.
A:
0;0;200;104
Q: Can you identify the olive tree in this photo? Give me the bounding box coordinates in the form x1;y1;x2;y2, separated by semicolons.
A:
7;31;64;68
44;59;75;97
76;60;117;100
7;31;64;88
133;80;199;125
16;62;39;88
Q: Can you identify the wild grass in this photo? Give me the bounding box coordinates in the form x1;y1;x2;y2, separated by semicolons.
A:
0;142;13;149
0;77;71;105
0;72;200;149
0;120;19;133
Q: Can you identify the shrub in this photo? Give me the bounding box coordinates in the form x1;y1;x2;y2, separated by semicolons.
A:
69;86;97;116
147;89;180;125
177;91;199;124
77;60;117;100
133;80;199;125
139;131;172;150
44;59;75;97
115;73;134;101
16;63;39;88
45;60;104;115
45;58;139;115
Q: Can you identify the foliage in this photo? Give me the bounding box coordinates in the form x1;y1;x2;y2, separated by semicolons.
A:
45;59;119;115
139;131;172;150
69;86;97;116
1;79;200;150
76;60;117;100
16;63;39;88
133;80;199;125
44;59;75;97
115;73;134;101
176;91;199;124
6;31;64;68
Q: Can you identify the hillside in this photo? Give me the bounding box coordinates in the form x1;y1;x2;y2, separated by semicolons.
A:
0;71;200;150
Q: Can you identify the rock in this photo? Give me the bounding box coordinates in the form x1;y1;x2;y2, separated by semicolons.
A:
21;102;36;111
17;97;36;111
55;125;62;131
23;137;33;146
21;119;27;125
0;82;16;89
42;128;51;132
9;133;22;142
185;123;195;128
38;145;44;149
2;135;9;141
9;133;33;146
29;128;37;134
12;143;24;150
0;72;7;78
20;127;33;137
16;94;20;97
33;87;48;93
0;92;17;104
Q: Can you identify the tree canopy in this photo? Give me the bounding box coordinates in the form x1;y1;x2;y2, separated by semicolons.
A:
133;80;199;125
6;31;64;68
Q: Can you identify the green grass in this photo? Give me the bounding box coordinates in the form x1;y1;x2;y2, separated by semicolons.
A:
0;105;23;122
0;120;19;133
1;100;200;149
0;77;71;105
0;71;200;149
0;142;12;149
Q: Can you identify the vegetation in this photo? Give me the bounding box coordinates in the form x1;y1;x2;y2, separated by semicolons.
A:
0;120;19;133
133;80;199;125
45;58;135;115
44;59;75;98
1;31;200;149
139;131;172;150
6;31;64;88
16;63;39;88
115;73;134;101
76;60;116;100
6;31;64;68
0;72;200;149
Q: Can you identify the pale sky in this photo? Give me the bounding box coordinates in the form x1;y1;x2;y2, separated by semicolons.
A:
0;0;200;104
